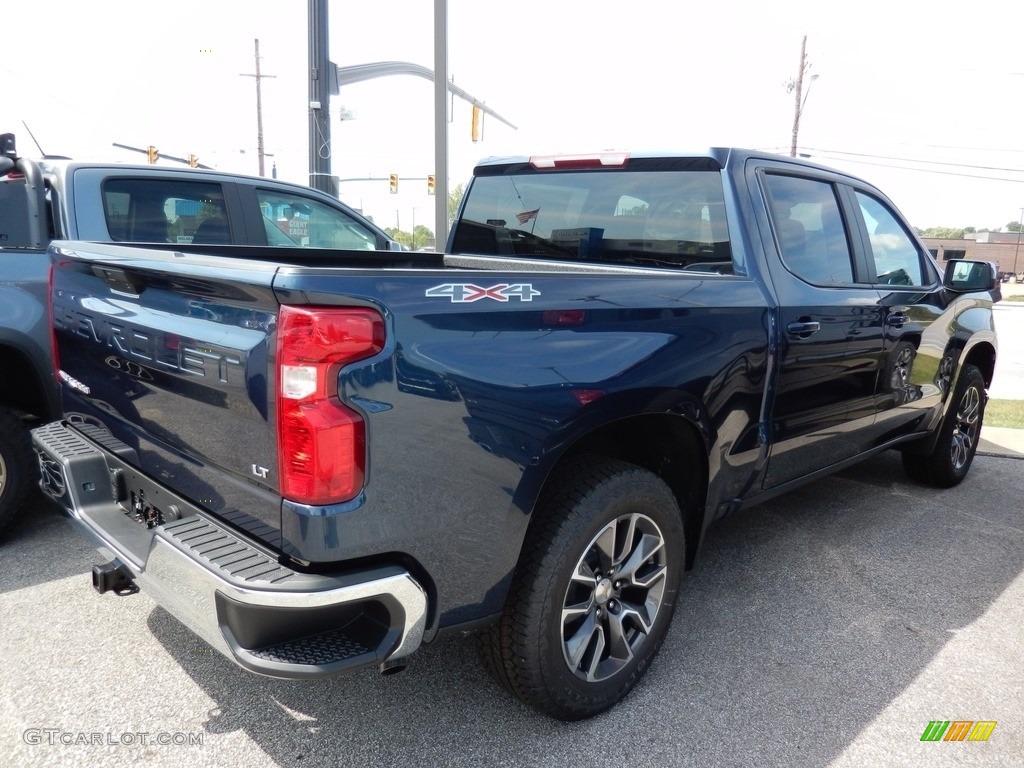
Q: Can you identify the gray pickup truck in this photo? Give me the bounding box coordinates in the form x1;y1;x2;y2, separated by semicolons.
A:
0;133;400;536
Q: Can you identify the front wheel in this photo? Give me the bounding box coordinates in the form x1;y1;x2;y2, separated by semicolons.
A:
902;364;986;487
479;456;685;720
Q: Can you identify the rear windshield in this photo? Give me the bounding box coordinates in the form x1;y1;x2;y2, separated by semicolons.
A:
450;169;732;273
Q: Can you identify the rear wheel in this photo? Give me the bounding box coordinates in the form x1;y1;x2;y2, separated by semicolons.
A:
902;364;985;487
0;407;33;538
479;456;685;720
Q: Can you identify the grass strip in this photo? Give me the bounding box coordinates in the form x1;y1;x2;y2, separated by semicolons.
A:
986;398;1024;429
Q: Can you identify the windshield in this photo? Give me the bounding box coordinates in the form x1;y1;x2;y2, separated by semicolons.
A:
451;169;732;272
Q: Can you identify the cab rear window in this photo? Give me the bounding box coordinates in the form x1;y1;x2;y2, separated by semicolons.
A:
451;169;732;273
101;179;230;244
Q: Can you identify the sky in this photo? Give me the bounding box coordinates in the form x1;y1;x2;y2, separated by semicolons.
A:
5;0;1024;235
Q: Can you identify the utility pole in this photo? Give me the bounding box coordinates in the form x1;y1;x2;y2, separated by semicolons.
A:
308;0;333;194
240;39;276;177
789;36;809;158
1013;207;1024;276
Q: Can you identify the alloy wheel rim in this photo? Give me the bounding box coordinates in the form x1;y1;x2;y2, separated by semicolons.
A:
560;512;667;682
0;453;6;498
891;346;913;389
950;385;981;470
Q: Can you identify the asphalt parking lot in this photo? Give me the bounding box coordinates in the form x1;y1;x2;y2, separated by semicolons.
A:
1;447;1021;768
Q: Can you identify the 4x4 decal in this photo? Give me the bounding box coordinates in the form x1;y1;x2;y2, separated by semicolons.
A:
425;283;541;303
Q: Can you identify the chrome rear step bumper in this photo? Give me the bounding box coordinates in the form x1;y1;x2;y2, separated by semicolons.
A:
32;421;428;679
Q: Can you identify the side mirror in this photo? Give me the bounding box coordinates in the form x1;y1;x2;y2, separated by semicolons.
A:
943;259;997;292
0;132;16;158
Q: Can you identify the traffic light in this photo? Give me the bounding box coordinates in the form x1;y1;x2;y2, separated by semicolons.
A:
389;173;398;194
188;154;199;168
146;145;159;164
427;174;436;195
471;105;483;142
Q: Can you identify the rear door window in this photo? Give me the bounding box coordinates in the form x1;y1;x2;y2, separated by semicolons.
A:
0;176;34;248
101;179;231;244
763;174;854;285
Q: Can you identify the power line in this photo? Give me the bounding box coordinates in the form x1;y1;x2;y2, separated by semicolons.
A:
801;147;1024;175
804;152;1024;183
898;142;1024;155
754;146;1024;182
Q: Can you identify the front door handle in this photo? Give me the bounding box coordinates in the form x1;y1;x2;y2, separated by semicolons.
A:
887;311;908;327
786;320;821;337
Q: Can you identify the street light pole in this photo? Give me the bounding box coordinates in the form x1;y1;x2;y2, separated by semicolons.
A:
434;0;449;248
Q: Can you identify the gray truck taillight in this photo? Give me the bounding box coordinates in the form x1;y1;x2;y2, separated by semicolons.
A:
276;306;385;505
49;262;60;378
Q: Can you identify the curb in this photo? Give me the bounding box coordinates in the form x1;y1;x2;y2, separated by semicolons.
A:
977;426;1024;459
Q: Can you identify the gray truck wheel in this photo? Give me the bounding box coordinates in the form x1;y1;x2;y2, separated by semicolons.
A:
0;407;32;538
480;456;685;720
902;364;985;488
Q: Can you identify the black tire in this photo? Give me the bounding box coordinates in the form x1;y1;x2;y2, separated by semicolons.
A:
0;407;33;538
902;364;985;488
479;456;685;720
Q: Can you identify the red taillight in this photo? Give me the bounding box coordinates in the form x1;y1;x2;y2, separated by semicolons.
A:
529;152;630;170
276;306;385;505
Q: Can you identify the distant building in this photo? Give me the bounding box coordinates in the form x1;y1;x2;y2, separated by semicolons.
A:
921;231;1024;274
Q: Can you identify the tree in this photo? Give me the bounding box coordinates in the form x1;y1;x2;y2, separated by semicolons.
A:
409;224;434;250
384;224;435;251
448;183;465;224
1007;220;1022;233
384;226;410;249
921;226;966;239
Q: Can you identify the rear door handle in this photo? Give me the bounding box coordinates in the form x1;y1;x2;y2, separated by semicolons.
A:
786;321;821;337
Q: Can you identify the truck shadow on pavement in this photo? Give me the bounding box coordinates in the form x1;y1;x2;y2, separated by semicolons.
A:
147;450;1024;768
0;491;98;594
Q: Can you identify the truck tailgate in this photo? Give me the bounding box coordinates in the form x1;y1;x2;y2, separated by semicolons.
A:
50;243;284;543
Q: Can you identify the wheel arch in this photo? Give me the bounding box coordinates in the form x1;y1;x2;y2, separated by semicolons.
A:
0;341;59;420
524;411;710;570
903;336;993;459
962;340;996;389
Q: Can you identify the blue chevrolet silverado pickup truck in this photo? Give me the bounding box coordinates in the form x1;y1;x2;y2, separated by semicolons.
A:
31;149;998;720
0;132;399;537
